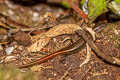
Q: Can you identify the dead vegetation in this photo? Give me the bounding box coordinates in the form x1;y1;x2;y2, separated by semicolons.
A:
0;0;120;80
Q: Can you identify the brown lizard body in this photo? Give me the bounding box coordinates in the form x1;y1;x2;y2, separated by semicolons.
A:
18;38;85;68
17;23;106;68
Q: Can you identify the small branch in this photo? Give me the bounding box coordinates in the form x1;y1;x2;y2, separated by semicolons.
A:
0;13;30;28
60;67;71;80
7;17;30;28
80;44;91;67
66;0;88;23
75;0;79;6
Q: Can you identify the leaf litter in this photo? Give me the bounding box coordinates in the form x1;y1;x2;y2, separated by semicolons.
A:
0;0;120;80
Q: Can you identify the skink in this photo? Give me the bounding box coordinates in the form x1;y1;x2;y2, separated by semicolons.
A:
18;23;106;68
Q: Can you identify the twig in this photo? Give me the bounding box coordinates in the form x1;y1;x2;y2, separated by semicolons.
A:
80;44;91;67
60;67;71;80
6;17;30;28
66;0;88;23
0;13;30;28
75;0;79;6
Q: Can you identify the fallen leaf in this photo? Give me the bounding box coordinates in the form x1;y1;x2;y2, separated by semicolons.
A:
13;30;32;46
27;24;83;52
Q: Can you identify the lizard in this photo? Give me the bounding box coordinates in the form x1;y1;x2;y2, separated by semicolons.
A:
17;23;107;68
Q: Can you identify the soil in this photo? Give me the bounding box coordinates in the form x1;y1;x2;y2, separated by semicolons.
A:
0;0;120;80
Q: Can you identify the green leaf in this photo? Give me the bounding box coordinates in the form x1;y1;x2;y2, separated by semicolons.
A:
80;0;86;6
88;0;108;24
107;1;120;17
114;0;120;4
61;0;85;8
61;0;78;9
61;0;71;8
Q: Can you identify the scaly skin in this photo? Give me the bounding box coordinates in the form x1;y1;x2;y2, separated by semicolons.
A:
17;23;106;68
18;38;86;68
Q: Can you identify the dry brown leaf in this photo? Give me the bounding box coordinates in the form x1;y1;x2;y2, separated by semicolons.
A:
0;21;9;29
27;24;83;52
